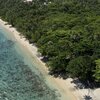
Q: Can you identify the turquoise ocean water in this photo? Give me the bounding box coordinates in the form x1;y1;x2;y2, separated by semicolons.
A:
0;27;58;100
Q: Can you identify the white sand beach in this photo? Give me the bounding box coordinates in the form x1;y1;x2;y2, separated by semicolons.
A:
0;18;100;100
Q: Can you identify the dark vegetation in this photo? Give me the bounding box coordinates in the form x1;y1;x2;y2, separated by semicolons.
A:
0;0;100;83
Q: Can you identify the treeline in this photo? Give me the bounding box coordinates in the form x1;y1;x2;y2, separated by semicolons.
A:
0;0;100;82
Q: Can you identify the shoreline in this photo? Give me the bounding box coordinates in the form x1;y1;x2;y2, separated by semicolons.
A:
0;19;99;100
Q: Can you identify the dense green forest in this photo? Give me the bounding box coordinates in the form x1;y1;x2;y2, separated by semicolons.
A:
0;0;100;82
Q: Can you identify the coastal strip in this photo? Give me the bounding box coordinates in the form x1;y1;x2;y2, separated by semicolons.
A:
0;18;99;100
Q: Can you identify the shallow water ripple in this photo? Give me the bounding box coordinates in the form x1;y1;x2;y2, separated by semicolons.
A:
0;31;58;100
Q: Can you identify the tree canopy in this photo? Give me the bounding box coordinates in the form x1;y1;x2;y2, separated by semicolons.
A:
93;59;100;82
0;0;100;82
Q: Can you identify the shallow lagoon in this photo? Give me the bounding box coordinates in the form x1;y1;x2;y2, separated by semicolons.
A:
0;28;58;100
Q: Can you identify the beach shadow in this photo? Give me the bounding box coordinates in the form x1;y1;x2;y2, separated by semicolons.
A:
48;70;68;79
84;95;92;100
40;56;48;63
71;79;85;89
71;79;100;89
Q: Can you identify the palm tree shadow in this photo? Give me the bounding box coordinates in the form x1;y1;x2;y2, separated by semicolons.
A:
84;95;92;100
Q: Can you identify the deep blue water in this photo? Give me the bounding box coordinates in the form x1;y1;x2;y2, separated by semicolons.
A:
0;28;58;100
